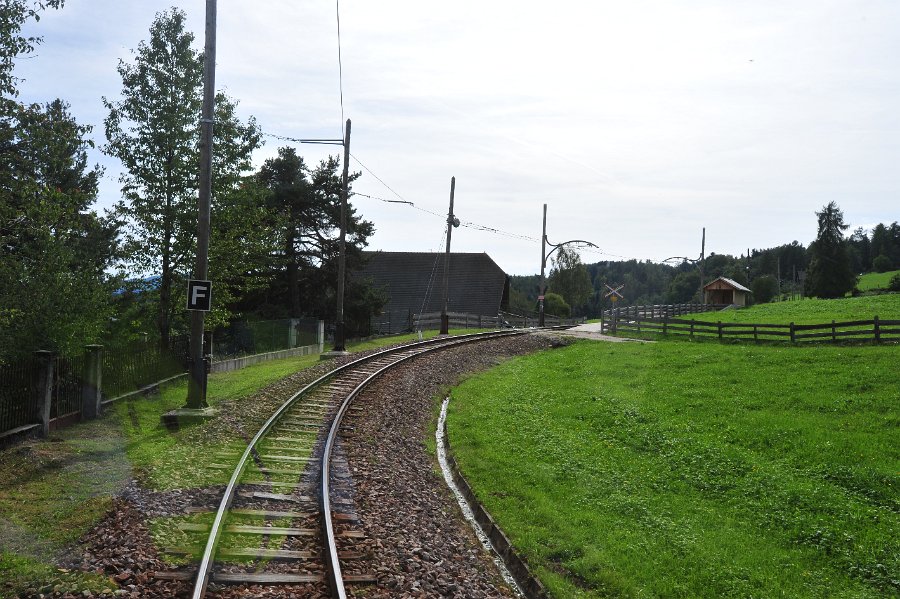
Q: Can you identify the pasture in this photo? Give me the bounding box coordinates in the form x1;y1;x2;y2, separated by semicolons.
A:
447;339;899;598
690;293;900;325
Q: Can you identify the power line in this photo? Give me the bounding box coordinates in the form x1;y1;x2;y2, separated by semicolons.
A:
260;132;654;260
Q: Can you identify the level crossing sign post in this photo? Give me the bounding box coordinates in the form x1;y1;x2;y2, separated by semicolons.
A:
604;283;624;333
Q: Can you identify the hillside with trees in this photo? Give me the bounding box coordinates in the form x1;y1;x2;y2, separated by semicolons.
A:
510;203;899;319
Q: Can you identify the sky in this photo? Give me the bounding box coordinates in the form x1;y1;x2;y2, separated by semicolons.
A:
14;0;900;276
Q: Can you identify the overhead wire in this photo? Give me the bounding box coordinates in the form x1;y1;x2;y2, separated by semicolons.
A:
261;131;658;264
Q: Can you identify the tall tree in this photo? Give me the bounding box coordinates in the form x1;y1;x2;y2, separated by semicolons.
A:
0;100;116;361
0;2;121;362
548;246;592;314
103;8;261;345
0;0;63;100
804;201;856;299
255;149;375;318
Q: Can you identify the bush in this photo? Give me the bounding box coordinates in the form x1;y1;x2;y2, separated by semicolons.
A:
873;254;893;273
544;292;571;317
889;273;900;292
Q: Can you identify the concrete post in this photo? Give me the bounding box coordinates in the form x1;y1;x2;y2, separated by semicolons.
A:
81;345;103;421
33;351;54;437
317;320;325;353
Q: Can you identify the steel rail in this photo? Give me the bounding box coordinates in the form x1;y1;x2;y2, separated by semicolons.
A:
320;329;526;598
190;329;526;598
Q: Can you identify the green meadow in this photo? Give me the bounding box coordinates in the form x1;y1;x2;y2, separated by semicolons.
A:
447;339;899;598
690;293;900;325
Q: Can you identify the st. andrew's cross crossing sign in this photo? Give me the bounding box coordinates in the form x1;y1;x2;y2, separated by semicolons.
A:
186;280;212;311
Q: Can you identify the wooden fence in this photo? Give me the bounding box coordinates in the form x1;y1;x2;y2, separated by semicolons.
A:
413;312;504;330
602;309;900;344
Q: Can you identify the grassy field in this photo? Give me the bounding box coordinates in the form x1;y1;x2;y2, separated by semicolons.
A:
447;340;899;598
0;328;489;597
689;293;900;325
857;270;899;292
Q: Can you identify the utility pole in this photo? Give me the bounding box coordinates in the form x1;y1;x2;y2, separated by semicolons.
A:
538;204;597;326
186;0;217;409
440;177;458;335
698;227;706;304
539;204;548;327
777;257;782;301
332;118;351;352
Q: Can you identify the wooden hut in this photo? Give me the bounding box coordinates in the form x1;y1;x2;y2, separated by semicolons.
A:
703;277;751;306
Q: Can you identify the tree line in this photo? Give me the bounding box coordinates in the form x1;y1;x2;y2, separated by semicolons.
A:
510;202;899;318
1;5;382;364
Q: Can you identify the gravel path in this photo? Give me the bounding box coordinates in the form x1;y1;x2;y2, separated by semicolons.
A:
38;332;556;598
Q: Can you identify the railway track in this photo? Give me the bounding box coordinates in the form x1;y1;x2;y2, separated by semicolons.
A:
152;329;529;598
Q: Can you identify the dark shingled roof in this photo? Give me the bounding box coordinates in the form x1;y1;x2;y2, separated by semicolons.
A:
356;251;509;316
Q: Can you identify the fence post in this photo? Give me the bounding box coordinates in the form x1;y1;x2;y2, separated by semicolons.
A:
790;322;796;343
718;321;723;341
317;320;325;352
690;320;695;338
663;316;668;336
874;315;880;343
32;351;54;437
81;345;103;421
831;320;836;342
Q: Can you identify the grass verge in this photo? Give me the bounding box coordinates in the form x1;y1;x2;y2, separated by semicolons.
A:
447;339;899;598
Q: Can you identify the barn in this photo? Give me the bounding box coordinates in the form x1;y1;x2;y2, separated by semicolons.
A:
355;251;510;332
703;277;752;307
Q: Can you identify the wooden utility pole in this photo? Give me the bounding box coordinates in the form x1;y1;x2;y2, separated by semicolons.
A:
698;227;706;304
332;118;351;352
440;177;459;335
440;177;457;335
186;0;217;409
777;257;782;301
539;204;548;327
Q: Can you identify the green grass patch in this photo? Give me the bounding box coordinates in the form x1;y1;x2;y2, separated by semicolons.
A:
858;270;900;292
0;552;116;599
690;294;900;325
448;340;899;597
346;327;495;353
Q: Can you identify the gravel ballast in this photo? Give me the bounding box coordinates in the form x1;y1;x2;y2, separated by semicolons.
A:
33;332;555;598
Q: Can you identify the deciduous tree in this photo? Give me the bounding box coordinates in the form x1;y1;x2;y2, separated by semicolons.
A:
103;8;261;345
548;246;592;314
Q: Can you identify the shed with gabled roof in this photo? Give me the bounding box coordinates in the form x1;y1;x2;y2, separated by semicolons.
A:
703;277;752;306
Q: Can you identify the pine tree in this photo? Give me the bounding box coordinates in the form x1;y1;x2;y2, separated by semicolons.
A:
804;202;856;299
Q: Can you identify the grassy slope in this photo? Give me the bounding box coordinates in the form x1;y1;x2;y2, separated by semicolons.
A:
448;340;899;598
858;270;900;292
689;293;900;325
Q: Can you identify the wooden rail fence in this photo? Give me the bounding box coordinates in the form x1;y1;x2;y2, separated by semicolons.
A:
601;307;899;344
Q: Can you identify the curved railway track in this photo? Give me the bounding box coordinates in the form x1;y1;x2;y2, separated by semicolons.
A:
162;329;530;598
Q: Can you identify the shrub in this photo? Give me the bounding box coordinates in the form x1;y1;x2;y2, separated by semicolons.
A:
873;254;893;273
889;273;900;292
